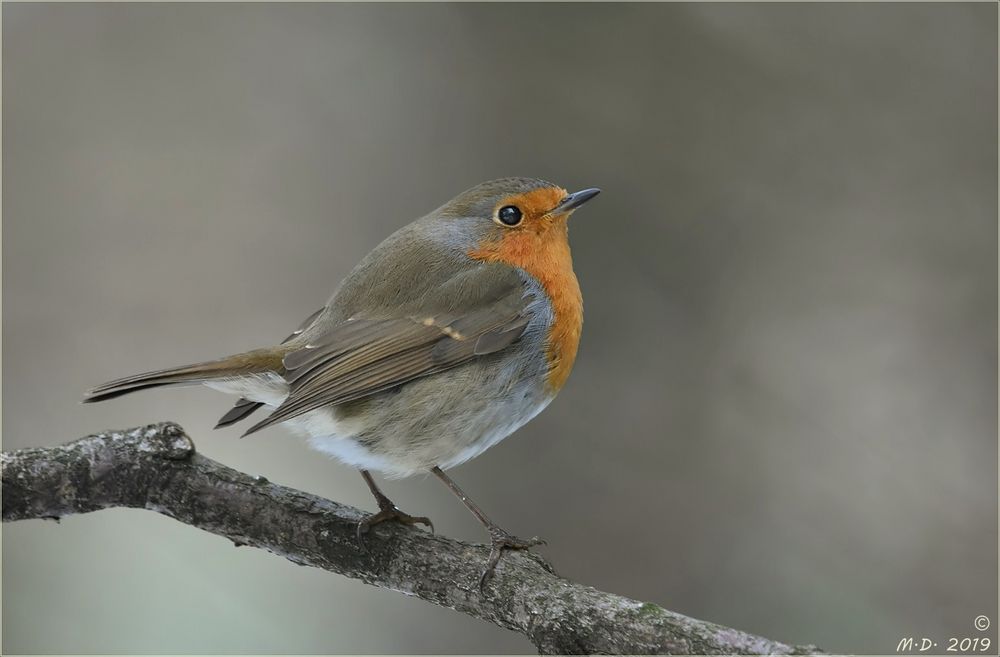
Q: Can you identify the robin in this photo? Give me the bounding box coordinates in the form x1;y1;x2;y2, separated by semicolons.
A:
85;177;600;587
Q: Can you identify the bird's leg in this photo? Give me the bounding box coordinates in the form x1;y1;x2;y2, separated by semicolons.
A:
431;466;545;590
356;470;433;546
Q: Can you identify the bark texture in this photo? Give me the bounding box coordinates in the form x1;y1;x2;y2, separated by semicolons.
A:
2;422;821;655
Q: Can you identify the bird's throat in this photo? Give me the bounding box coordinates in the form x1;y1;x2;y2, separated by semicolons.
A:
468;222;583;392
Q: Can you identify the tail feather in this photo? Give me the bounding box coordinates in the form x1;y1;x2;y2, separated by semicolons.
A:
214;397;265;429
83;348;285;403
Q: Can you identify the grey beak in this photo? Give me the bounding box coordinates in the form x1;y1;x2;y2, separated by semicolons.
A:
552;187;601;214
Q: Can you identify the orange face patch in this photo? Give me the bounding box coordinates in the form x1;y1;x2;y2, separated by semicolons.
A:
495;187;567;225
469;187;583;392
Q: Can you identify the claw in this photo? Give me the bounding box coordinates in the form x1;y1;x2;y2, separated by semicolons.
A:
355;505;434;552
478;528;545;591
427;467;549;591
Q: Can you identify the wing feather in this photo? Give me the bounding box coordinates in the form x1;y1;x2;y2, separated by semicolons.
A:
214;307;324;429
242;268;533;436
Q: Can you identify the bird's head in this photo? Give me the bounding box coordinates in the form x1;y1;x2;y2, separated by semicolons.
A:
428;177;600;271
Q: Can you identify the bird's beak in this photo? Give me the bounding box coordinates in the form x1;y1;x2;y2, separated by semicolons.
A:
551;187;601;215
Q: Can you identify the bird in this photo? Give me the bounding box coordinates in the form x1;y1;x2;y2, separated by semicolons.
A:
84;177;600;587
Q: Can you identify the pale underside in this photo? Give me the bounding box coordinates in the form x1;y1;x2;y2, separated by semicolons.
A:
206;370;553;478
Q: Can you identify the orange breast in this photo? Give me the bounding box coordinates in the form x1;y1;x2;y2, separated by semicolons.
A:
468;220;583;392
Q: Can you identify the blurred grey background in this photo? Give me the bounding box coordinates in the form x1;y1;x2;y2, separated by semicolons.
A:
3;2;996;654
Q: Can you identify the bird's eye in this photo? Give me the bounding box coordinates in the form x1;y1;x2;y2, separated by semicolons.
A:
497;205;523;227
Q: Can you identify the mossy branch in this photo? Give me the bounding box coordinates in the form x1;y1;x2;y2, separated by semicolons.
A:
2;422;821;655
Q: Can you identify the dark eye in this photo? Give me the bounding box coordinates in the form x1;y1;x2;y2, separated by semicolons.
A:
497;205;523;226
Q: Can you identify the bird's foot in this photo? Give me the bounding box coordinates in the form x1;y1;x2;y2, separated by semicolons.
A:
478;526;546;591
356;497;433;549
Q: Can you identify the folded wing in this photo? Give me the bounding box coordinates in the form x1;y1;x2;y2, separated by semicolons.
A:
242;268;532;436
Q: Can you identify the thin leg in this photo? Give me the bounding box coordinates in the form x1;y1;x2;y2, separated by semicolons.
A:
431;466;544;590
356;470;433;547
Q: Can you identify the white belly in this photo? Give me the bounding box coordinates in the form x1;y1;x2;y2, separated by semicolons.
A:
204;374;404;474
203;373;552;478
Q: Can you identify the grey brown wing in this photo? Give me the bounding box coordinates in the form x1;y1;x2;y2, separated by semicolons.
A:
214;307;325;429
241;275;532;436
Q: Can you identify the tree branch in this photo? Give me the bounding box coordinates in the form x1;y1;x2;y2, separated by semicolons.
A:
2;422;820;655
